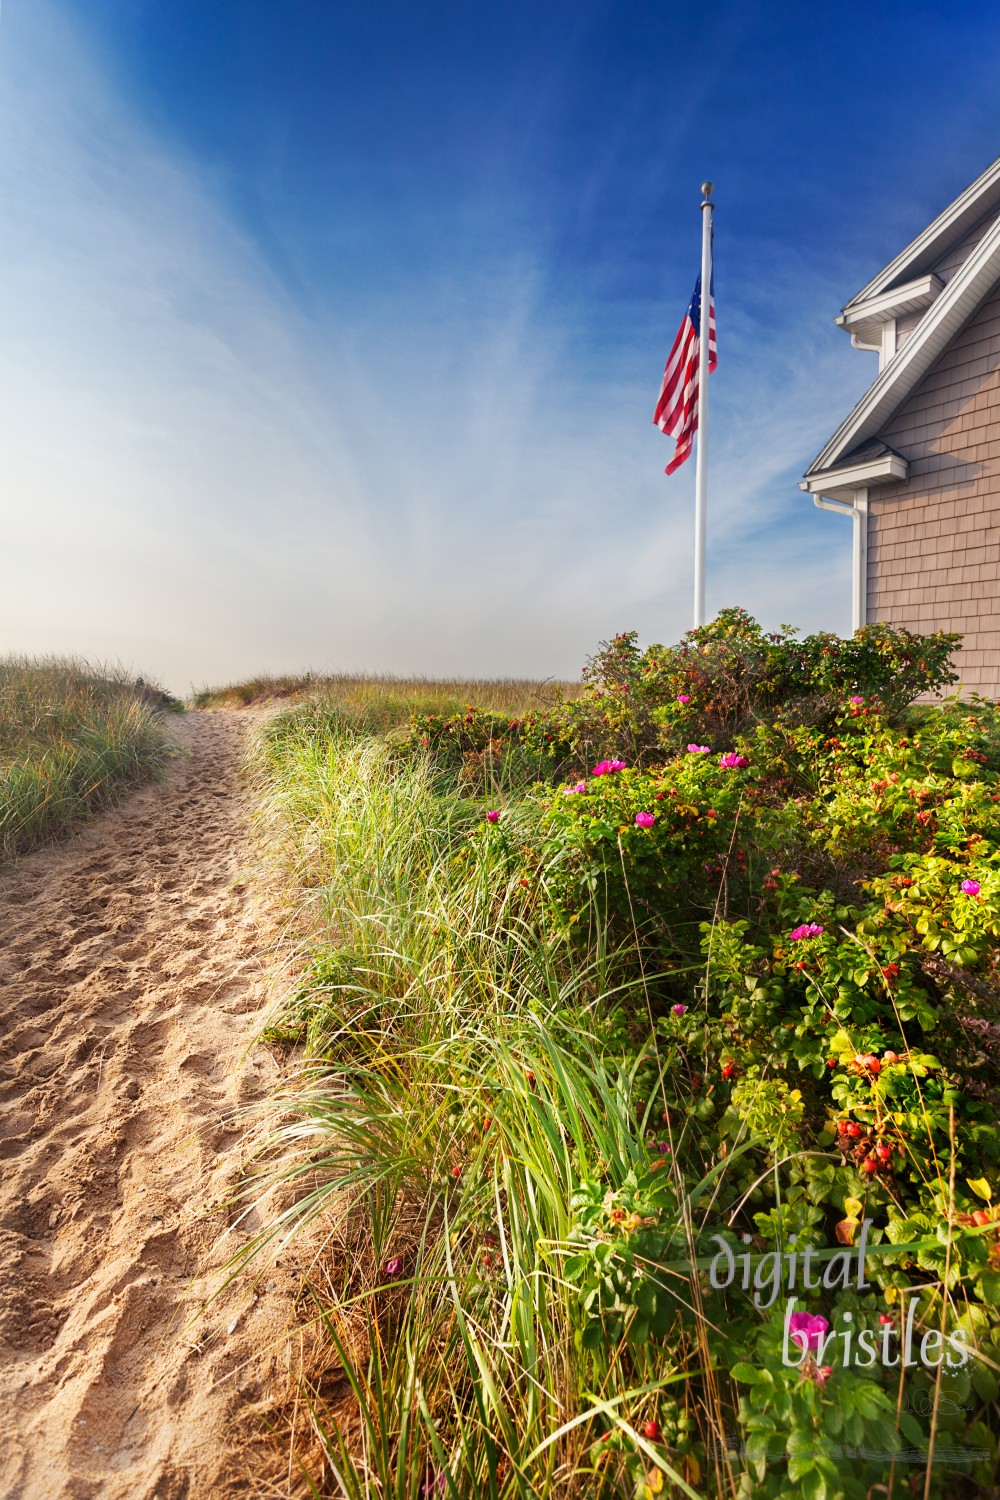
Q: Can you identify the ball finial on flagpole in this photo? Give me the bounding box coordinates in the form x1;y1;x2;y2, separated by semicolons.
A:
701;181;713;202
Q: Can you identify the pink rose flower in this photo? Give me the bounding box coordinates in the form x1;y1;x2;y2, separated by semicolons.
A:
677;694;691;704
562;781;587;795
789;923;824;941
635;811;656;828
384;1256;403;1276
961;878;981;895
849;696;864;705
788;1310;829;1353
687;744;711;755
671;1003;687;1015
486;810;500;823
591;759;627;776
719;752;750;769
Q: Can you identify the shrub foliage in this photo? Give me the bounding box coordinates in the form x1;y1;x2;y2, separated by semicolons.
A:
250;613;1000;1500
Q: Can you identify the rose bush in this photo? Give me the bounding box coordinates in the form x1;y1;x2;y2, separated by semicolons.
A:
521;621;999;1492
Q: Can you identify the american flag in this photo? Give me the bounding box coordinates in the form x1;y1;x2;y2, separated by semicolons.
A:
652;273;717;475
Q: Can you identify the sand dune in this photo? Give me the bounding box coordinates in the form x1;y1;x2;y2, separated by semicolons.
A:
0;710;301;1498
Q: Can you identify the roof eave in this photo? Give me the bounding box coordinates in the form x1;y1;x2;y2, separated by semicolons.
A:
803;215;1000;482
835;273;944;345
799;452;909;498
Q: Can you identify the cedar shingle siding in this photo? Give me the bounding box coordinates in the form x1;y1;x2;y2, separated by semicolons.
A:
868;284;1000;696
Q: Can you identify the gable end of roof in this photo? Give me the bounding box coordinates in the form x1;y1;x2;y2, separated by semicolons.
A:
804;211;1000;482
843;154;1000;309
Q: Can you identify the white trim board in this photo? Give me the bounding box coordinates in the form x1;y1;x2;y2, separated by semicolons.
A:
799;451;908;498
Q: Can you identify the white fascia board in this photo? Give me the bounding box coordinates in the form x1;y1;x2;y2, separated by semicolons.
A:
846;154;1000;305
837;273;944;333
799;452;908;497
804;215;1000;478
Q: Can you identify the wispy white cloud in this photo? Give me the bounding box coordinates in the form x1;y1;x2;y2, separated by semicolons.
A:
0;1;867;690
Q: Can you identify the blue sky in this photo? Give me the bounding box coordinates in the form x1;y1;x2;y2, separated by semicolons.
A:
3;1;1000;690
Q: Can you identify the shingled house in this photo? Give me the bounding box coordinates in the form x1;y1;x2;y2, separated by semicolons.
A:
800;155;1000;697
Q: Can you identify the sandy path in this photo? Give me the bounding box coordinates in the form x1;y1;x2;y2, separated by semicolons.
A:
0;710;301;1499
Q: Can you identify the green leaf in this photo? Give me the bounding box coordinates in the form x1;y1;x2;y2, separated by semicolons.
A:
972;1362;1000;1404
824;1404;843;1437
967;1177;993;1202
580;1322;604;1352
799;1465;828;1500
854;1381;889;1420
977;1271;1000;1305
900;1410;925;1446
625;1315;649;1348
729;1362;763;1385
843;1409;866;1448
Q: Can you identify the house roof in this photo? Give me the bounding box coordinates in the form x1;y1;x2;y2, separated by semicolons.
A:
843;154;1000;309
802;160;1000;489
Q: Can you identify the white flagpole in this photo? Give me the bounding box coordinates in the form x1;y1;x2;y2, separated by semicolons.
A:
693;181;713;628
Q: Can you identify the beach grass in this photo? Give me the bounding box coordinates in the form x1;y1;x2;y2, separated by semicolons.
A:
0;656;177;860
190;671;578;726
236;706;715;1498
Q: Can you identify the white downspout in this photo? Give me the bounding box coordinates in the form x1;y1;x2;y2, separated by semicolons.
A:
812;488;868;633
854;488;869;632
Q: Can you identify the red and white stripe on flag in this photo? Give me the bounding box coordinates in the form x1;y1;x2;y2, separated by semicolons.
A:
652;274;716;475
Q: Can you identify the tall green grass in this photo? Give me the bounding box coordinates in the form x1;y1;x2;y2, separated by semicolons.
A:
242;712;727;1498
0;656;176;859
